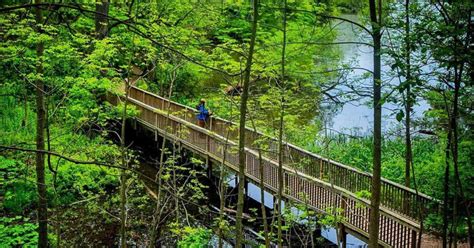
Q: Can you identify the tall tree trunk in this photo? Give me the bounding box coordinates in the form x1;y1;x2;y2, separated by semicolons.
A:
443;98;452;248
258;145;271;248
218;129;231;248
149;137;165;247
150;65;177;247
451;70;459;247
119;72;131;248
248;113;271;247
95;0;109;39
404;0;412;189
368;0;382;247
34;0;48;246
451;66;473;247
235;0;259;246
276;0;287;246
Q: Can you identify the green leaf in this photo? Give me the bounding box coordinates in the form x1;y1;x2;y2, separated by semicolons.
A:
396;110;404;122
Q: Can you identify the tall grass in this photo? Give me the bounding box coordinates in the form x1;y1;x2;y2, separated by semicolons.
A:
0;94;36;145
303;133;445;197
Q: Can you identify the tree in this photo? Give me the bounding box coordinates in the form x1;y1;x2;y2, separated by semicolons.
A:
402;0;413;189
413;1;473;245
34;0;48;246
276;0;288;246
119;67;130;248
367;0;383;247
235;0;259;246
95;0;109;39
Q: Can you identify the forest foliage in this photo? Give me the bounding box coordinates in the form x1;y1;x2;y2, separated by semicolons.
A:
0;0;472;247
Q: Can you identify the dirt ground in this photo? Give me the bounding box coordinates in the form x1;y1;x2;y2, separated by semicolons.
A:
421;234;469;248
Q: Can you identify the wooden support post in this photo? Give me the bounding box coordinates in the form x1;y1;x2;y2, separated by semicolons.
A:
337;223;347;248
207;158;212;180
244;179;249;196
339;194;347;248
243;179;250;213
235;175;238;190
273;195;276;211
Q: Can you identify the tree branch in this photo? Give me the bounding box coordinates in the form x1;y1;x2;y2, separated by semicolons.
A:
0;144;122;168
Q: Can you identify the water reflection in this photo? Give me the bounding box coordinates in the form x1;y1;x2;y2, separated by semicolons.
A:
329;14;429;134
226;170;367;247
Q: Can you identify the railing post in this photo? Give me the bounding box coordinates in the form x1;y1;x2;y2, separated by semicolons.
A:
177;122;182;151
403;190;410;216
319;159;323;179
209;117;213;132
206;132;210;153
205;132;211;177
411;229;417;248
178;120;182;140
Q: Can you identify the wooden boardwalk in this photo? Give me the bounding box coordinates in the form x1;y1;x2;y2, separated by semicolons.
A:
120;86;438;247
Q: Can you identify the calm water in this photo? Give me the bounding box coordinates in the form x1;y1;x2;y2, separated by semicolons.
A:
228;173;368;247
329;14;429;135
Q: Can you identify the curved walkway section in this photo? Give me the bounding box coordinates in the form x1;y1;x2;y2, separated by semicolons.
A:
122;86;437;247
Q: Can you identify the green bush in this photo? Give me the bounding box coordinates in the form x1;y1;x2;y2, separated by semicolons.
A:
1;156;37;214
0;216;38;247
177;227;211;248
2;182;37;214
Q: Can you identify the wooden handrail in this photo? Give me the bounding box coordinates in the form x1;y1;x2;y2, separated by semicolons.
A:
128;86;439;221
126;96;422;247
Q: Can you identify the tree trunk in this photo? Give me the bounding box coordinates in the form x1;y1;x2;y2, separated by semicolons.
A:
95;0;109;39
249;114;271;247
276;0;287;246
34;0;48;246
149;65;177;247
451;66;473;247
218;129;231;248
368;0;382;247
404;0;412;189
442;97;452;248
235;0;259;246
259;146;271;248
119;75;130;248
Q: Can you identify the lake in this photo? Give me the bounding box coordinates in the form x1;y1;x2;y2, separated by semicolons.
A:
328;14;430;135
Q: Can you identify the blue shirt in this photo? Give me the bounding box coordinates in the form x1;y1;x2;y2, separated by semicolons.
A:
197;104;209;121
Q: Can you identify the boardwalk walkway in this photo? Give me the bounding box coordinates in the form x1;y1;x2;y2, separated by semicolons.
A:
119;86;438;247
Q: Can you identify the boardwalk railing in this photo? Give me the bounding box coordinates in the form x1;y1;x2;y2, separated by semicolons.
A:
128;86;438;220
122;86;437;247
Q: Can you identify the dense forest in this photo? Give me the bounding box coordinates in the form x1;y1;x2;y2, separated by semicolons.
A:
0;0;472;247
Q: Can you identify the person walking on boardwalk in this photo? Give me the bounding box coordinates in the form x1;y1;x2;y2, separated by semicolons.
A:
196;98;212;128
